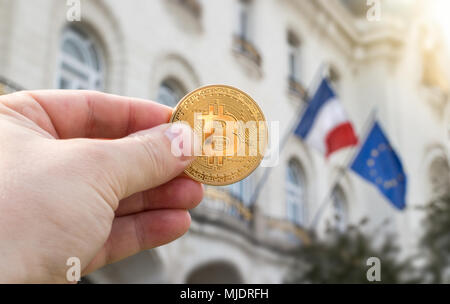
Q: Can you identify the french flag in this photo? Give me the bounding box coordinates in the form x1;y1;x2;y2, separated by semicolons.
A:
294;79;358;157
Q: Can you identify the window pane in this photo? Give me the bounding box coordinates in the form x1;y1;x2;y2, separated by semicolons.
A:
61;62;89;81
288;32;301;81
286;159;306;226
59;77;70;90
289;53;296;79
89;44;101;71
57;26;103;90
240;10;248;39
157;80;185;107
237;0;250;40
62;40;86;63
157;84;178;107
429;157;450;198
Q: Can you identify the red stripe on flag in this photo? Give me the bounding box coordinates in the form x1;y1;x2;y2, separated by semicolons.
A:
325;122;358;157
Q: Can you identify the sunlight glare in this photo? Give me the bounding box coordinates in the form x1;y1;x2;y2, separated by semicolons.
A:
430;0;450;46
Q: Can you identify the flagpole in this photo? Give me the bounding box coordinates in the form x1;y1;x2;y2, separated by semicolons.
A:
309;107;378;231
249;64;327;207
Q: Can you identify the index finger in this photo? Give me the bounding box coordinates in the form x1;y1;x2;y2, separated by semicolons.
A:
0;90;173;139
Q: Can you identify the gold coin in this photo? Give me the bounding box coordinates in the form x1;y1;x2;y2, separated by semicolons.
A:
170;85;267;186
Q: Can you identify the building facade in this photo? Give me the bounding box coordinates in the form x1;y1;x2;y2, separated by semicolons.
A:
0;0;449;283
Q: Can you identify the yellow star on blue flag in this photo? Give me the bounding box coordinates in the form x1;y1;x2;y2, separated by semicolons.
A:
350;121;407;210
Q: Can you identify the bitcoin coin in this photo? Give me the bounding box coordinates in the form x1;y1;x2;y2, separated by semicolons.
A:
170;85;267;186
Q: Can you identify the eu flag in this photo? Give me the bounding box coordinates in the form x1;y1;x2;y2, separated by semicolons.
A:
350;121;407;210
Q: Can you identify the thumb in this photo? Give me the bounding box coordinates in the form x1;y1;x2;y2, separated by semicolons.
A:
88;123;195;200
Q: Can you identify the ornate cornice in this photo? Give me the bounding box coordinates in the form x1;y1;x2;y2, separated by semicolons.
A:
285;0;408;63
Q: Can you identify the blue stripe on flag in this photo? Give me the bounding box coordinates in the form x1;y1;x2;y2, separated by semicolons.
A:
294;79;335;139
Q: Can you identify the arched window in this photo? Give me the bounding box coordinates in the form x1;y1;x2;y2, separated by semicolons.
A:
157;78;186;107
429;156;450;199
57;26;104;90
286;158;307;226
332;186;348;232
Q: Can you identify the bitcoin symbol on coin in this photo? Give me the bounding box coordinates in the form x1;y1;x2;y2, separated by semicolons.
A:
170;85;267;186
201;104;238;166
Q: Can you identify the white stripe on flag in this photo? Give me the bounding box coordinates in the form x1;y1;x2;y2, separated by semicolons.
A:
305;97;348;154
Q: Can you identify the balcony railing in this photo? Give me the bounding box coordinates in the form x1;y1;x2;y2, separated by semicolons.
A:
206;187;253;220
191;187;311;251
263;216;311;247
233;35;262;67
192;187;253;238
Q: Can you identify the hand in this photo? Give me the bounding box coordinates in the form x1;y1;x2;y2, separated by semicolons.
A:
0;90;203;283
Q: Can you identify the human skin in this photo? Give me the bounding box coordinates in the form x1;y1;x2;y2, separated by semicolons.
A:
0;90;203;283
